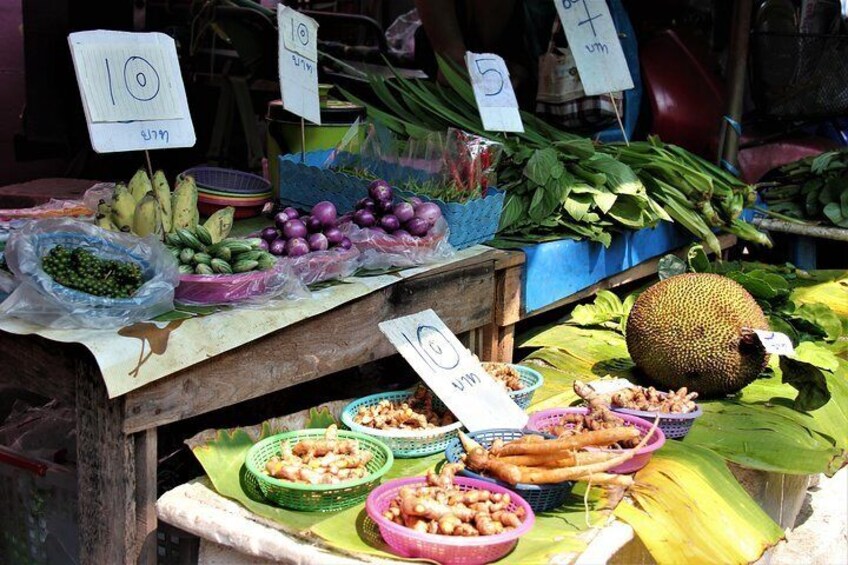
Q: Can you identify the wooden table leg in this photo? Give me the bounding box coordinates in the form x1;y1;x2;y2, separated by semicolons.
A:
481;262;522;363
76;359;156;564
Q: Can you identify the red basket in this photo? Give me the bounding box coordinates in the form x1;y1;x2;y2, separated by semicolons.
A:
366;476;534;565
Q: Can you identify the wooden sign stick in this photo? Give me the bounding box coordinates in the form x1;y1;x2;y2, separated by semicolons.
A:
608;93;629;146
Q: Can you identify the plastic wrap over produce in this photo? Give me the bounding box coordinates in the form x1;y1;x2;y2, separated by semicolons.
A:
283;245;361;286
343;217;454;270
0;218;180;329
174;260;309;306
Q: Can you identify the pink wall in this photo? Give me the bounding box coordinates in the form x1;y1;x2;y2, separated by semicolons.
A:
0;1;66;187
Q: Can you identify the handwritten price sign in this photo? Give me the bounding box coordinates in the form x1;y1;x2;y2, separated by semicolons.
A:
553;0;634;96
278;6;321;125
465;52;524;133
68;31;195;153
753;329;796;356
379;309;528;432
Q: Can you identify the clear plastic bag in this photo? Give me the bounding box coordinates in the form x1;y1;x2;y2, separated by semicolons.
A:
283;246;361;286
174;260;309;306
343;217;455;270
0;218;181;329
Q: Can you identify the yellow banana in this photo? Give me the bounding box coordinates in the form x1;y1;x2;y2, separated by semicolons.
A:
132;194;162;237
110;184;136;231
128;168;153;202
171;175;198;232
96;214;117;231
152;170;172;233
96;199;111;217
202;206;235;243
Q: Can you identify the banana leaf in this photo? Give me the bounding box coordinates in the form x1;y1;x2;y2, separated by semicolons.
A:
189;401;612;563
614;441;784;565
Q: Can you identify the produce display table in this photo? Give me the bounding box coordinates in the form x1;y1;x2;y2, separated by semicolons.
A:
753;217;848;270
0;246;516;565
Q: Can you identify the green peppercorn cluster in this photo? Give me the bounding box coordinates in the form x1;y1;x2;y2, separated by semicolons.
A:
42;245;144;299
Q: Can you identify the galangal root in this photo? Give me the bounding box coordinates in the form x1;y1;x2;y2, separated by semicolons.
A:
459;418;658;487
264;425;372;485
382;463;526;536
481;362;524;391
549;381;645;448
353;385;456;430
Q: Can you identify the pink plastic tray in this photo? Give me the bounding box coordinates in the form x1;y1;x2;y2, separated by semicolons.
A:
366;476;535;565
175;268;275;305
525;407;666;474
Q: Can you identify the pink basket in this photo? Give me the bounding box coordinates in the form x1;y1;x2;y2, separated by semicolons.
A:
366;476;535;565
525;408;666;474
175;267;279;305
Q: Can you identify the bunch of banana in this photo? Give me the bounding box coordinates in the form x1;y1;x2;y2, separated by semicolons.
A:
165;227;276;276
95;169;236;244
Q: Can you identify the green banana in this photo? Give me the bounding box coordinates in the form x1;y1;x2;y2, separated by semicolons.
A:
179;248;195;264
96;214;117;231
214;246;232;262
232;259;259;273
220;240;253;254
192;253;212;266
210;258;233;274
202;207;235;244
171;175;198;232
165;233;183;247
233;250;262;262
194;224;213;246
177;228;203;251
110;184;136;231
257;254;276;270
129;169;153;202
167;246;181;260
152;170;173;234
195;264;214;275
132;194;161;237
244;238;264;250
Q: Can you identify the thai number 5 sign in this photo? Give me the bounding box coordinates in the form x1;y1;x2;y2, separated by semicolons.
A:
68;31;195;153
553;0;634;96
465;52;524;133
278;6;321;125
379;309;529;432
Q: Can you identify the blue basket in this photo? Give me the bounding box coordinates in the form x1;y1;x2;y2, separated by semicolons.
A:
341;390;463;459
494;364;544;410
278;151;505;249
444;429;574;513
181;166;271;195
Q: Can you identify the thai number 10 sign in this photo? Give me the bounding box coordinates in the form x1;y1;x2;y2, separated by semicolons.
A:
68;31;196;153
465;52;524;133
553;0;634;96
379;309;529;432
278;6;321;125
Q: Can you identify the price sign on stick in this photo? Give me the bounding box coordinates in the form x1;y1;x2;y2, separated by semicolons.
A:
379;309;529;432
553;0;634;96
68;31;195;153
278;6;321;125
465;53;524;133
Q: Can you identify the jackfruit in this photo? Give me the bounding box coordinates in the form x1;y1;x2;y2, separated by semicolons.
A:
625;273;769;397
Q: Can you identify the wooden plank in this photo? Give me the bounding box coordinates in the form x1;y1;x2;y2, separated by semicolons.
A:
75;358;137;565
522;234;737;320
491;248;525;271
123;261;495;433
135;428;158;564
0;333;78;403
495;264;522;327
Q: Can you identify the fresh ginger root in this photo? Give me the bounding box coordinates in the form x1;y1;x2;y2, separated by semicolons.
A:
387;463;524;536
610;386;698;414
353;386;456;430
264;425;372;485
481;362;524;391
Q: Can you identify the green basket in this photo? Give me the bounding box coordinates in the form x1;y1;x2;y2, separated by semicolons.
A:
244;429;393;512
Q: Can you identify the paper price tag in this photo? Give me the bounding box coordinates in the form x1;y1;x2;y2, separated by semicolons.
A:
68;31;195;153
753;330;796;356
553;0;634;96
465;52;524;133
379;310;529;432
278;6;321;125
587;378;634;395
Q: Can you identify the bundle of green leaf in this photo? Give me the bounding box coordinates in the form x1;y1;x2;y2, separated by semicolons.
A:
761;149;848;227
339;57;768;252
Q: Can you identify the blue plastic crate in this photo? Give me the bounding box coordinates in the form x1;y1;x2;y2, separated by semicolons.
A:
278;151;504;249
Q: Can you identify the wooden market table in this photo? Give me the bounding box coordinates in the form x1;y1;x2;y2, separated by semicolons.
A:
0;247;521;565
